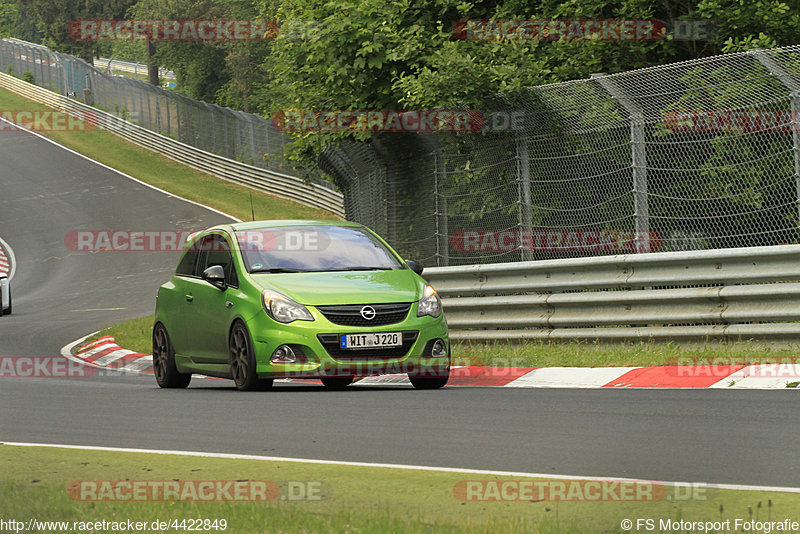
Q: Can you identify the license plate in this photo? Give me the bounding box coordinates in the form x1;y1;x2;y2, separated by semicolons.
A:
340;332;402;349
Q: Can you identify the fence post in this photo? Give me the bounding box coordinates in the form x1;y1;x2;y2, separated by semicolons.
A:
792;92;800;229
84;72;93;106
591;73;650;253
434;147;449;266
44;49;53;91
58;53;67;95
154;93;162;132
164;95;170;136
208;105;216;153
515;133;533;261
137;80;144;124
749;49;800;229
175;98;181;142
246;113;258;166
37;48;45;89
34;47;43;86
146;87;153;129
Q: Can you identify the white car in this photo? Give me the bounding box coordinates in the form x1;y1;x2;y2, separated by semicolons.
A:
0;274;10;316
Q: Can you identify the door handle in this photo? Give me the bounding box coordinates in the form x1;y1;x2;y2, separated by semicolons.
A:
185;293;194;302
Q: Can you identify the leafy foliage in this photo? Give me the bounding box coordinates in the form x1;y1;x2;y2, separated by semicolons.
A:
696;0;800;52
19;0;136;63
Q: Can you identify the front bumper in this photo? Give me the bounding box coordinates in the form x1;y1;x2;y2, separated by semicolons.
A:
248;302;449;379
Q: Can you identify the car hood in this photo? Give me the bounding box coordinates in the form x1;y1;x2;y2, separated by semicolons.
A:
251;269;422;306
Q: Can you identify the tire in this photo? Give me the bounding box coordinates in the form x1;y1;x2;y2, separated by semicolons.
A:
152;323;191;389
409;361;450;390
320;376;354;389
229;321;272;391
5;286;10;315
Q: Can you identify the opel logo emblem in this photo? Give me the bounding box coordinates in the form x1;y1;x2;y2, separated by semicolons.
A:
360;306;376;320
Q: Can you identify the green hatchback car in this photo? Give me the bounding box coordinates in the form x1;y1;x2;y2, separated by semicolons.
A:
153;220;449;391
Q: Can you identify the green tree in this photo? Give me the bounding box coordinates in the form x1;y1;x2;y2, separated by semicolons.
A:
255;0;734;164
0;0;18;37
0;1;41;42
19;0;136;63
696;0;800;52
129;0;271;104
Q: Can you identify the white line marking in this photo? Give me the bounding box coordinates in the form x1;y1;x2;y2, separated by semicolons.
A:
1;441;798;494
0;115;240;223
69;307;128;312
0;235;17;281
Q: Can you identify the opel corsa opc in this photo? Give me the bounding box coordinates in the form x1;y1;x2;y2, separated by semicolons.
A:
153;221;449;390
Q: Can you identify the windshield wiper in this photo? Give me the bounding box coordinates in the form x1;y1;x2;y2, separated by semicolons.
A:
323;266;393;272
250;267;306;273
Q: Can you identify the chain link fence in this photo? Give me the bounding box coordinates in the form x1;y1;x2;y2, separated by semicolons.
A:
321;45;800;267
0;38;334;191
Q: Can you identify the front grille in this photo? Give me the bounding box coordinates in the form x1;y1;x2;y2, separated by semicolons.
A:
317;331;419;359
316;302;412;327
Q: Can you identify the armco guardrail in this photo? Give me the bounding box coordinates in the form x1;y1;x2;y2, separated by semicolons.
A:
0;72;345;217
425;245;800;342
96;57;176;80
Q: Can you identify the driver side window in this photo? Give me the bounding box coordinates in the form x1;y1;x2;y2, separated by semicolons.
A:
195;234;239;288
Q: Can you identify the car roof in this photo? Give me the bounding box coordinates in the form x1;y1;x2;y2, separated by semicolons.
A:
225;220;362;232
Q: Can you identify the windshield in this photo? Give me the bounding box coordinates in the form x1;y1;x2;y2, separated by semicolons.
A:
235;225;405;273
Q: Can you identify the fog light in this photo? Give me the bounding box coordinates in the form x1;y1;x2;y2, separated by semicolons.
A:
271;345;296;363
431;339;447;357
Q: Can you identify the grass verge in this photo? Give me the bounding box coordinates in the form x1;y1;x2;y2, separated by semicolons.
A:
0;86;338;222
3;444;798;534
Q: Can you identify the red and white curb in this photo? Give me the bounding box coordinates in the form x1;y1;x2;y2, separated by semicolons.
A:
73;336;154;374
0;246;10;277
0;236;16;281
69;336;800;389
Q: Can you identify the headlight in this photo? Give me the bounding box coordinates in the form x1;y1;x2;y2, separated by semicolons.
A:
262;290;314;323
417;285;442;318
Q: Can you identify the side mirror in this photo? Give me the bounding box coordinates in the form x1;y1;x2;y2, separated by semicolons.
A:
202;265;226;289
405;259;423;276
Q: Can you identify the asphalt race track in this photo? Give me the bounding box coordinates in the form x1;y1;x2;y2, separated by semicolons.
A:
0;127;798;489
